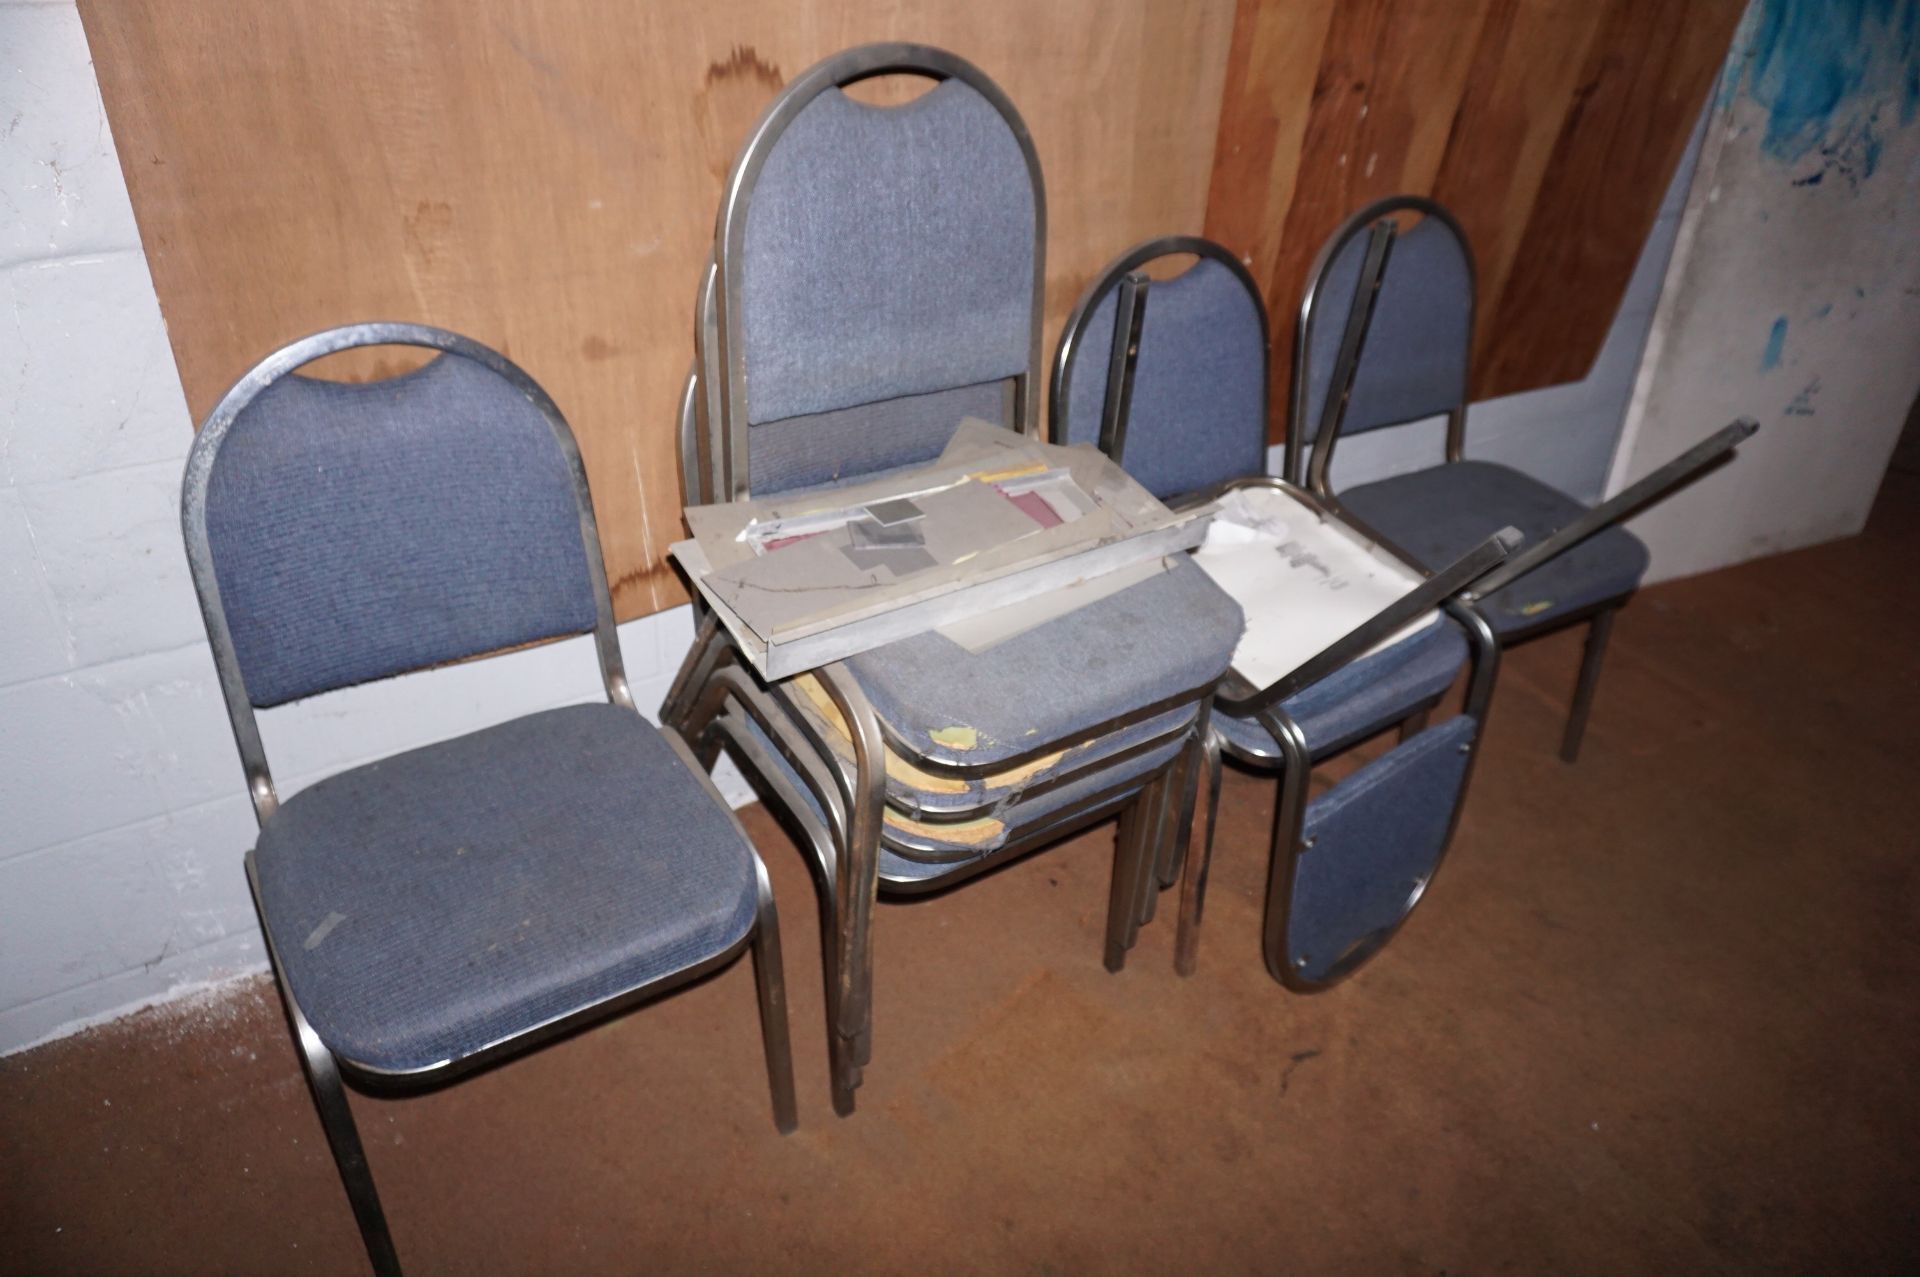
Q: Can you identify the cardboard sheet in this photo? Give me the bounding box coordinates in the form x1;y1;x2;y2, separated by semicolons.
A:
1192;486;1441;692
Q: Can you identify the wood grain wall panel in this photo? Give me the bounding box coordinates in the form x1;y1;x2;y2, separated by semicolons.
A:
79;0;1236;621
1472;0;1745;397
1205;0;1738;442
1207;0;1495;440
1427;0;1609;371
1202;0;1336;292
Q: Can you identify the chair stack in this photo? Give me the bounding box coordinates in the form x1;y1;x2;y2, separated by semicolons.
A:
177;40;1755;1277
661;42;1244;1118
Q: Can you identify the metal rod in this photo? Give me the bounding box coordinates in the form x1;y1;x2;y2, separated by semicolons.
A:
1560;608;1616;764
1307;221;1396;498
1099;272;1150;464
1468;418;1758;599
1173;725;1224;978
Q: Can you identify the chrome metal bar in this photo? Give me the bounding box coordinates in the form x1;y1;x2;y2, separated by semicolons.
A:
1104;797;1146;972
1468;418;1758;600
1173;724;1224;978
814;662;885;1101
248;856;399;1276
1158;724;1201;889
702;708;858;1116
1216;526;1519;717
748;856;800;1134
659;612;724;734
1258;710;1315;987
1099;272;1149;464
1560;608;1616;764
1131;769;1167;929
1306;221;1395;498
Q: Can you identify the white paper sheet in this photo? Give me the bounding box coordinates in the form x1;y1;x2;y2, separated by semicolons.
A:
1192;487;1441;691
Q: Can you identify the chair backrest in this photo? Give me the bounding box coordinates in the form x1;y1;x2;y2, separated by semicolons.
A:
1051;236;1268;502
1290;197;1475;493
182;324;626;817
711;42;1045;498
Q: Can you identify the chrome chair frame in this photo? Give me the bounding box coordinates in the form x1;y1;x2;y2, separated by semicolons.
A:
664;45;1216;1114
1288;197;1755;762
184;324;797;1277
1054;238;1516;989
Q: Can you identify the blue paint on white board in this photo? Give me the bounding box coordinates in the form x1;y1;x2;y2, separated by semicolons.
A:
1730;0;1920;186
1762;316;1789;371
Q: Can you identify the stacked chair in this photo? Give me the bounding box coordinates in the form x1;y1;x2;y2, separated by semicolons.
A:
1289;197;1754;762
1053;237;1517;988
181;325;797;1276
662;44;1244;1116
178;47;1762;1273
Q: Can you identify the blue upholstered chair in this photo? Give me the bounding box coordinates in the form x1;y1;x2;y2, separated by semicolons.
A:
1054;236;1517;988
182;324;797;1277
1292;198;1660;762
662;45;1241;1114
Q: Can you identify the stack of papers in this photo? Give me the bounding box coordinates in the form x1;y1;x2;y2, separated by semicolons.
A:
670;419;1214;679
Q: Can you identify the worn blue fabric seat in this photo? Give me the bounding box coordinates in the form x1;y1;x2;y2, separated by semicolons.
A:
841;554;1243;767
1339;460;1650;634
1213;618;1466;758
254;704;759;1074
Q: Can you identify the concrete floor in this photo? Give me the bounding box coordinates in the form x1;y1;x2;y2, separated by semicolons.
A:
5;475;1918;1276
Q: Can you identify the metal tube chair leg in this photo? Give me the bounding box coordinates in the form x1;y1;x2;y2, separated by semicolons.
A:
814;663;886;1111
1259;713;1316;986
749;857;801;1134
1173;724;1225;978
1133;774;1165;929
1154;738;1196;888
1560;607;1617;764
247;856;400;1276
294;1024;401;1277
700;704;862;1117
1105;794;1149;972
660;612;727;735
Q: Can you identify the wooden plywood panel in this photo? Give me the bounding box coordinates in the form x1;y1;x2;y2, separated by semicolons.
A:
1428;0;1610;369
1206;0;1494;440
1202;0;1337;291
1205;0;1741;441
80;0;1236;621
1471;0;1746;396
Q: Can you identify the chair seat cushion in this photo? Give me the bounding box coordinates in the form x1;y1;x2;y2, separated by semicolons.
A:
843;554;1243;766
1338;461;1650;632
777;672;1192;820
1215;617;1468;759
254;704;758;1074
729;707;1185;886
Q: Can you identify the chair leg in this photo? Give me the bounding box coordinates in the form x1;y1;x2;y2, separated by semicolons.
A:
1155;744;1195;888
1174;728;1224;978
1561;608;1617;764
749;860;800;1134
1398;707;1431;743
816;891;863;1117
1105;794;1151;972
1133;773;1168;927
285;1003;401;1276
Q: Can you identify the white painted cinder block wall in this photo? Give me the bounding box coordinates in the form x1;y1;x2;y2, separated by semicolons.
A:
0;1;741;1056
1;1;1696;1056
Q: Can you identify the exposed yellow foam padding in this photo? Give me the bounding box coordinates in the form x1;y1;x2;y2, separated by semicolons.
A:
879;809;1004;847
790;673;1066;796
